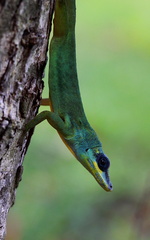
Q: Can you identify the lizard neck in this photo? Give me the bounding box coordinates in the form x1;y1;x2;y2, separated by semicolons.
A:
59;124;102;159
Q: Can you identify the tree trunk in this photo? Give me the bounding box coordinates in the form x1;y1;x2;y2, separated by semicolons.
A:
0;0;55;238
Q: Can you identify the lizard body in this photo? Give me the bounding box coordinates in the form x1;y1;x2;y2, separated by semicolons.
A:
26;0;112;191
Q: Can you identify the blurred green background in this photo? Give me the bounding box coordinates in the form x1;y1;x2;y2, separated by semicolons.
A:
7;0;150;239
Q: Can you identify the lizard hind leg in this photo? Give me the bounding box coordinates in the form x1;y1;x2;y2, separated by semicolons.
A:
40;98;50;106
41;98;54;112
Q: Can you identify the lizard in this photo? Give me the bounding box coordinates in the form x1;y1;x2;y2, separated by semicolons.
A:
25;0;113;192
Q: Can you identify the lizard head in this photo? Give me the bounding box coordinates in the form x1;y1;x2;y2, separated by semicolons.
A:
61;133;112;191
78;148;113;191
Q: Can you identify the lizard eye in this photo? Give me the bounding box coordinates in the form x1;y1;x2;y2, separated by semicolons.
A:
97;153;110;171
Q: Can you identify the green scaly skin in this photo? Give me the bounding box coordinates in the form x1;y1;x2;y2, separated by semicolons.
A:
26;0;112;191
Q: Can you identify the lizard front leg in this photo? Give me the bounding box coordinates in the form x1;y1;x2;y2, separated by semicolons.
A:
25;111;73;137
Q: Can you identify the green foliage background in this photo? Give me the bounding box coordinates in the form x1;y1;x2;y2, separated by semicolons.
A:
7;0;150;239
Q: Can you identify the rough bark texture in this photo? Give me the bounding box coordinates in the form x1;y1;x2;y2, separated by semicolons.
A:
0;0;55;239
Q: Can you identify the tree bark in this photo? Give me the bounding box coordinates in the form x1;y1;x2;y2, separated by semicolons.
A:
0;0;55;239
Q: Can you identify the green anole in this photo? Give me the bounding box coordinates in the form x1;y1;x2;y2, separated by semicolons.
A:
26;0;112;192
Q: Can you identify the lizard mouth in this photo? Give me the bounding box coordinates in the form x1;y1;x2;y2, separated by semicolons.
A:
94;171;113;192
